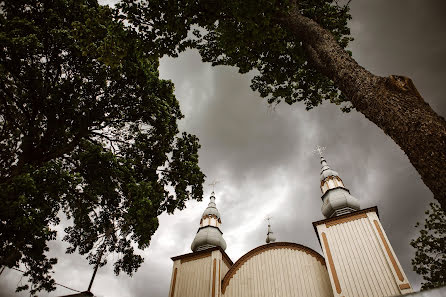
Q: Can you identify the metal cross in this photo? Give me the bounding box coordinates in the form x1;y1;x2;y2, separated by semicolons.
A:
209;180;220;192
265;216;272;225
313;145;326;157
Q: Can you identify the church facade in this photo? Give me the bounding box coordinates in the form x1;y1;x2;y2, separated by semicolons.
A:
167;153;414;297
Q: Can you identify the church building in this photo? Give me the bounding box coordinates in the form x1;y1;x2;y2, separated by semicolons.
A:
167;151;414;297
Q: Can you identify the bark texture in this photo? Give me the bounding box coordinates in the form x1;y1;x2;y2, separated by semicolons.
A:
280;8;446;209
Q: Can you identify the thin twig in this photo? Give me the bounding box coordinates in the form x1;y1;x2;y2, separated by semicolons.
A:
10;267;82;293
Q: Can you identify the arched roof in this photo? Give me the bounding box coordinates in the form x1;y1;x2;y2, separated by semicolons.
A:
221;242;326;294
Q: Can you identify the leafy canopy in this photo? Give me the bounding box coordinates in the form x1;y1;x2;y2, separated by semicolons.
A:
411;203;446;290
0;0;204;294
118;0;353;111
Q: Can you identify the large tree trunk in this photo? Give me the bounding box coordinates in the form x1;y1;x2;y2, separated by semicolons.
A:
280;8;446;209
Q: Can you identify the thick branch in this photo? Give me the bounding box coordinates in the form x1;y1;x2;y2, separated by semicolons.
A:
278;10;446;209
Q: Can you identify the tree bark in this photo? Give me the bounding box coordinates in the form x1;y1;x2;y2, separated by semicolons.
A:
280;9;446;209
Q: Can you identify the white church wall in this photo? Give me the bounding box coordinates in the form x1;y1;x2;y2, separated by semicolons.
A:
221;243;333;297
169;255;212;297
316;209;413;297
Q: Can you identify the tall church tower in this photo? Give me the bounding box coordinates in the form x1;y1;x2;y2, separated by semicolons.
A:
312;148;413;297
168;192;232;297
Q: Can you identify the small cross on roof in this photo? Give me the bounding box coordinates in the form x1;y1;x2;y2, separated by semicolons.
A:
313;145;326;157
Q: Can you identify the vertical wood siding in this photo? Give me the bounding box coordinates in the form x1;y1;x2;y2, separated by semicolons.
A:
317;213;406;297
222;248;333;297
172;256;211;297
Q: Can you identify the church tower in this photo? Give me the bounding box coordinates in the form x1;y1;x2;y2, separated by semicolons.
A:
312;148;413;297
168;192;233;297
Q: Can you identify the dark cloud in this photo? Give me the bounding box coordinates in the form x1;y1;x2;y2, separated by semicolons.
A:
1;0;445;296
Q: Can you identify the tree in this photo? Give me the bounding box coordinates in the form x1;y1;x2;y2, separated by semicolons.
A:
410;203;446;290
118;0;446;209
0;0;204;294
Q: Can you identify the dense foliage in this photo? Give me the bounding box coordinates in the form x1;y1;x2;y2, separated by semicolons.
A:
411;203;446;290
117;0;446;213
0;0;204;294
118;0;353;111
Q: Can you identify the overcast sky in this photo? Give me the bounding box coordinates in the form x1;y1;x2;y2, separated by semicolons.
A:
1;0;446;296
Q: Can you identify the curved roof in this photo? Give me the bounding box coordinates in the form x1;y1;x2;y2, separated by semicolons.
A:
191;226;227;252
202;195;221;219
221;242;326;294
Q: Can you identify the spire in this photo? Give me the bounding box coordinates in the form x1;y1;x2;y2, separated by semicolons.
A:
314;146;360;218
191;191;227;252
265;217;276;244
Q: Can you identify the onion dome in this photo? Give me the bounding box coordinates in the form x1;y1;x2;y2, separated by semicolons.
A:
191;192;227;252
320;156;340;182
318;153;360;218
202;193;220;218
265;223;276;244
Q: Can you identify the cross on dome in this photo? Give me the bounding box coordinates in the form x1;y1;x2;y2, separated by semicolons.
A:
209;180;220;194
265;216;272;226
313;145;326;157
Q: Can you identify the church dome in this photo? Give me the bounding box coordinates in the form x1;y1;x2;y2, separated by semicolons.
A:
321;187;360;218
320;168;340;181
202;197;220;218
190;192;226;252
319;155;340;181
191;226;227;251
313;149;361;218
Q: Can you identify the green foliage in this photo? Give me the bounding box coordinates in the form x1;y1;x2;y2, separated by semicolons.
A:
0;0;204;294
118;0;353;111
410;203;446;290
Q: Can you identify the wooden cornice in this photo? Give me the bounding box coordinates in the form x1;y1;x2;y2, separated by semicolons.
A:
312;206;380;244
171;246;233;267
221;242;326;294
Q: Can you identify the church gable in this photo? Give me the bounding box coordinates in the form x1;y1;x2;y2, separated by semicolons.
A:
221;242;333;297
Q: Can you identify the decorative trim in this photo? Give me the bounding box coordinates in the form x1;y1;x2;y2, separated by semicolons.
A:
374;220;405;282
170;268;177;297
195;225;223;234
218;260;221;297
221;242;325;294
203;214;220;220
399;283;411;290
326;213;368;227
222;253;232;268
180;252;210;263
320;175;343;187
320;186;351;201
212;259;216;297
322;232;342;294
171;247;233;267
313;207;380;244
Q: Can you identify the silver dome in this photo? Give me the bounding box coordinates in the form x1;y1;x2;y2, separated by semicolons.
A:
202;197;221;218
320;168;340;181
321;188;360;218
191;226;227;252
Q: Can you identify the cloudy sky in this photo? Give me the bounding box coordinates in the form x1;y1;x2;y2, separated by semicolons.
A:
1;0;446;296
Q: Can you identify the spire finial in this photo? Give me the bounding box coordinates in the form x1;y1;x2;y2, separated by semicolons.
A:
266;216;272;226
313;145;326;158
191;181;226;252
265;216;276;243
209;180;219;195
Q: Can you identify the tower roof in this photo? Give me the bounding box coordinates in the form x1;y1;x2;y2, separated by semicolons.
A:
315;147;360;218
201;192;221;218
266;223;276;244
320;156;340;181
191;192;226;252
